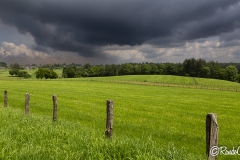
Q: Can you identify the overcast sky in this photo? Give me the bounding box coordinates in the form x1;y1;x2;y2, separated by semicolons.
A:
1;0;240;65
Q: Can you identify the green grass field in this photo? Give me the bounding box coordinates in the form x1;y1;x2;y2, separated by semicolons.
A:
90;75;196;84
78;75;240;91
1;70;240;159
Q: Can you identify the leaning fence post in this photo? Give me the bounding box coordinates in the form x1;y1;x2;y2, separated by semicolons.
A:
25;93;30;115
105;100;114;139
52;95;58;122
206;113;218;160
4;90;8;107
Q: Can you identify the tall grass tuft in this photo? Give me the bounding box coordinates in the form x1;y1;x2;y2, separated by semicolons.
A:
0;107;201;159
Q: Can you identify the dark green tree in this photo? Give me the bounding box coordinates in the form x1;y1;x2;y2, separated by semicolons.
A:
84;63;91;70
17;71;31;79
214;68;226;80
196;58;207;76
183;58;197;76
236;74;240;83
10;63;21;69
9;69;19;76
157;63;165;75
120;63;133;75
141;64;151;74
150;65;159;74
104;64;118;76
36;68;58;79
82;69;90;77
199;67;210;78
0;62;7;67
62;67;76;78
36;68;45;79
175;63;184;76
99;65;106;76
50;70;58;79
164;63;177;75
207;60;221;78
225;65;238;81
133;64;141;75
90;66;101;77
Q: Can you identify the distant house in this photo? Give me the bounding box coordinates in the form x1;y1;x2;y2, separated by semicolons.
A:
25;66;30;70
25;66;38;70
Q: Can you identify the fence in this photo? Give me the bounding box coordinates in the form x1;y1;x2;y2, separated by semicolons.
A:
3;90;219;159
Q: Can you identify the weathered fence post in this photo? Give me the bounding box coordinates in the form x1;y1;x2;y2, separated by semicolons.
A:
4;90;8;107
206;113;218;160
25;93;30;115
105;100;114;139
52;95;58;122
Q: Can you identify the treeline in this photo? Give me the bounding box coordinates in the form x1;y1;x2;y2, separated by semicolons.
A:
62;58;240;83
4;59;240;82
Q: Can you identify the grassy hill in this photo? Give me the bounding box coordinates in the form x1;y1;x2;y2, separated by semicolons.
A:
0;70;240;159
78;75;240;91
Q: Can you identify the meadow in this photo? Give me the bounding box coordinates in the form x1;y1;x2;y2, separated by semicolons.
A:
77;75;240;91
0;69;240;159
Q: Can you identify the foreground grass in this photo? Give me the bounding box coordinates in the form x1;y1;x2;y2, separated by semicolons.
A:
0;107;198;159
1;79;240;159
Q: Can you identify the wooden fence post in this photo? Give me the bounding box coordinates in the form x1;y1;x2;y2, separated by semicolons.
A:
52;95;58;122
4;90;8;107
105;100;114;138
206;113;218;160
25;93;30;115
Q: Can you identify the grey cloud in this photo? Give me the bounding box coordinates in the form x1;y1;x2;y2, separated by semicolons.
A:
232;48;240;57
219;29;240;47
0;0;240;59
138;47;166;59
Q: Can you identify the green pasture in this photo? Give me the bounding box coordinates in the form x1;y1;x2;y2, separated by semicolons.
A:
77;75;240;92
2;69;240;90
0;77;240;159
89;75;196;84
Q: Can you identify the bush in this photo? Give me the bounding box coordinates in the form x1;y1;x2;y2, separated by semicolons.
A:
9;69;19;76
62;67;76;78
17;71;31;79
36;68;58;79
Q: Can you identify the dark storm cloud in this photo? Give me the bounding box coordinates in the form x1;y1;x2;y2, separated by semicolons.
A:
219;29;240;47
0;0;240;57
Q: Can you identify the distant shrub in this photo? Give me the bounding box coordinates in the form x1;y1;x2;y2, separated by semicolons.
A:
9;69;19;76
17;71;31;79
36;68;58;79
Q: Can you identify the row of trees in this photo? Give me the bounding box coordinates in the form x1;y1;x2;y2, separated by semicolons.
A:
8;63;32;79
9;69;31;78
7;62;58;79
9;68;58;79
62;58;239;82
0;62;7;67
5;58;240;82
182;58;239;81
